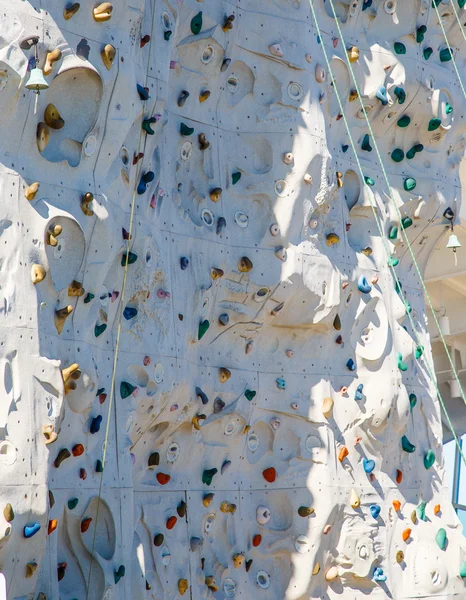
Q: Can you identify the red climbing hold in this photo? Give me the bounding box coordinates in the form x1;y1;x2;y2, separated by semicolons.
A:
72;443;84;457
81;517;92;533
253;534;262;547
156;472;171;485
262;467;276;483
166;516;177;530
396;469;403;484
79;468;87;480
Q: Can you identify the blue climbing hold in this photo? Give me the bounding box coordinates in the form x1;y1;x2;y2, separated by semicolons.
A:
180;257;189;270
354;383;364;401
137;171;155;195
362;0;373;10
357;275;371;294
370;504;381;519
123;306;138;320
373;567;387;583
346;358;356;372
137;84;150;101
363;458;375;473
90;415;103;434
376;86;388;106
276;378;286;390
24;523;41;538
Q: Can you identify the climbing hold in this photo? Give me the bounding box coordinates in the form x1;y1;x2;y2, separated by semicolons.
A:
191;12;203;35
54;448;71;468
361;134;372;152
37;122;50;152
388;226;398;240
166;516;177;530
428;118;441;131
72;444;84;457
121;252;138;266
202;468;217;486
269;43;284;57
137;84;150;101
148;453;160;468
120;381;136;399
199;91;210;103
376;86;388;105
435;528;447;550
46;224;62;247
80;517;92;533
156;473;170;485
397;115;411;128
423;47;433;60
210;188;222;202
211;268;224;280
401;435;415;453
180;257;189;270
24;523;41;538
357;276;371;293
180;123;194;137
177;501;187;518
338;447;349;462
298;506;315;518
416;25;427;43
350;488;360;509
373;568;386;583
216;217;226;235
95;459;103;472
392;500;401;512
26;563;38;578
394;42;406;55
68;281;84;297
233;553;245;569
262;468;276;483
93;2;113;22
54;306;73;334
365;176;375;186
434;504;441;515
424;450;435;469
25;182;40;201
192;414;206;430
43;48;62;76
348;46;359;62
417;501;427;521
218;368;231;383
326;233;340;246
363;459;375;473
101;44;116;70
354;384;364;401
95;323;107;338
403;177;416;191
370;505;381;519
396;469;403;484
48;519;58;535
213;397;225;413
140;34;150;48
391;149;404;163
439;48;453;62
232;172;242;185
196;387;209;405
198;133;210;150
253;534;262;546
137;171;155;195
123;306;138;320
153;533;164;547
276;377;286;390
64;3;80;19
394;87;406;104
142;117;156;135
401;217;413;229
178;91;189;107
114;565;125;584
395;550;404;563
44;104;64;130
178;579;188;596
79;468;87;480
322;396;334;417
238;257;253;272
222;15;235;32
402;528;411;542
220;501;237;514
245;389;256;401
3;504;14;523
333;314;341;331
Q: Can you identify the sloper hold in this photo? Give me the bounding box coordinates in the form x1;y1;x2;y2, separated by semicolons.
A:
191;12;203;35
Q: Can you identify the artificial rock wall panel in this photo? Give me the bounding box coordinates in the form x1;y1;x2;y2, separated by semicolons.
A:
0;0;466;599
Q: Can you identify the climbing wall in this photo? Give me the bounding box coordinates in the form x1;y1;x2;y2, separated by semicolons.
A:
1;0;466;598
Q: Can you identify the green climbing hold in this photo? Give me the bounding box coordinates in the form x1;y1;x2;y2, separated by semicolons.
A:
84;293;95;304
95;323;107;338
459;0;466;9
245;389;256;401
405;301;412;314
460;561;466;578
424;449;435;469
423;47;433;60
232;172;241;185
68;498;79;510
401;216;413;229
439;48;452;62
121;381;136;399
391;148;404;162
416;25;427;43
394;87;406;104
394;42;406;55
121;252;137;266
435;528;447;550
114;565;126;584
198;319;210;340
409;393;417;410
417;500;427;521
202;468;218;486
96;459;104;472
361;134;372;152
401;435;416;453
397;354;408;372
446;102;453;114
428;118;441;131
406;144;424;159
191;11;203;35
180;123;194;136
364;176;375;187
388;256;399;267
388;226;398;240
415;345;424;359
404;177;416;191
397;115;411;128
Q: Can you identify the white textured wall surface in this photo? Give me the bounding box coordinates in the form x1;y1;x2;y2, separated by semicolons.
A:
0;0;466;598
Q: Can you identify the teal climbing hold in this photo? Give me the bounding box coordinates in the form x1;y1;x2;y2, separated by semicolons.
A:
121;381;136;399
401;216;413;229
435;528;447;550
409;393;417;410
439;48;452;62
142;117;156;135
276;378;286;389
394;87;406;104
416;25;427;43
423;47;433;60
388;226;398;240
428;118;441;131
24;523;41;538
198;319;210;340
180;123;194;136
95;323;107;337
361;134;372;152
424;449;435;469
84;293;94;303
405;300;412;313
364;176;375;187
164;30;172;41
121;252;138;266
191;11;203;35
388;256;399;267
96;459;104;472
446;102;453;114
376;86;388;105
397;115;411;128
202;468;218;486
459;0;466;9
394;42;406;55
404;177;416;191
401;435;416;453
391;148;404;163
114;565;126;584
67;498;79;510
397;354;408;371
232;172;241;185
245;389;256;401
406;144;423;160
415;345;424;359
460;561;466;578
417;500;427;521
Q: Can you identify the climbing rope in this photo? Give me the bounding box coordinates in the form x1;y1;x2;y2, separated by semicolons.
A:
432;0;466;101
85;1;157;595
308;0;466;467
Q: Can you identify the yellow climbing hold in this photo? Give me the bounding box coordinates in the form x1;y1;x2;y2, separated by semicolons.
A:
178;579;188;596
326;233;340;246
93;2;113;22
44;104;65;130
101;44;116;70
46;224;62;247
31;264;46;285
81;192;94;216
54;306;73;335
322;396;334;417
348;46;360;62
37;123;50;153
43;48;62;76
350;488;360;509
25;182;40;201
64;3;80;20
312;562;320;575
218;367;231;383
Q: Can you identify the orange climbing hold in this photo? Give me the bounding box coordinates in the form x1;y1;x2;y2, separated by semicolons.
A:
81;517;92;533
392;500;401;512
72;444;84;457
396;469;403;484
338;447;349;462
48;519;58;535
156;473;171;485
253;534;262;547
166;516;177;530
402;528;411;542
262;468;276;483
434;504;441;515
